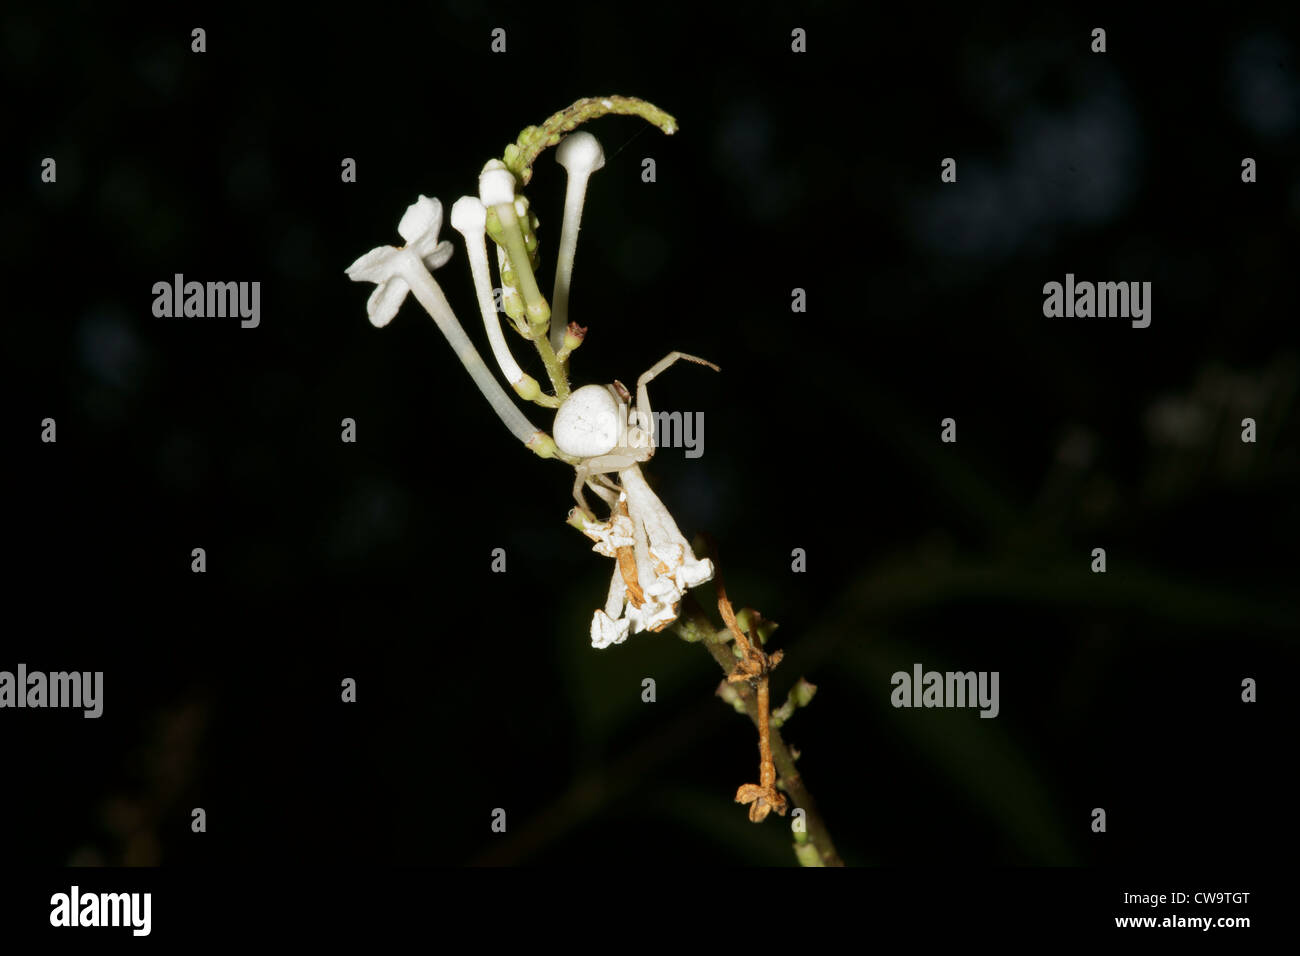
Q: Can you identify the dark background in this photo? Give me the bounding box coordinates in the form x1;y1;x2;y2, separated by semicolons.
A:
5;4;1297;867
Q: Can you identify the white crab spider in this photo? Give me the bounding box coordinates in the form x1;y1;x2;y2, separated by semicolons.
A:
555;352;718;649
554;351;719;519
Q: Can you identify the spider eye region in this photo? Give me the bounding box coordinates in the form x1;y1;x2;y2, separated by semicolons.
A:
554;384;622;457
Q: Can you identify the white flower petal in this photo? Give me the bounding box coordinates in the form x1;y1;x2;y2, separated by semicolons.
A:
450;195;487;234
479;160;516;207
397;196;455;265
577;510;636;558
676;555;715;590
620;466;714;592
627;591;681;634
398;195;442;244
420;240;454;273
629;499;660;587
624;469;687;553
366;277;410;328
603;562;627;618
591;610;629;649
345;245;401;284
649;541;714;591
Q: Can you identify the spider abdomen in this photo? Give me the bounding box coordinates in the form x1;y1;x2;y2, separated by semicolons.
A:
554;384;622;457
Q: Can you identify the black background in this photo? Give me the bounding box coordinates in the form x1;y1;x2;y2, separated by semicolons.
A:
5;2;1297;872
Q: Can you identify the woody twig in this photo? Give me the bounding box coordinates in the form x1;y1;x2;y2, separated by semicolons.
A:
715;572;787;822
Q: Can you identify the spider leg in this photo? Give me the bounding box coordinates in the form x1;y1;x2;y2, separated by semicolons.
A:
572;467;597;521
635;352;719;433
572;453;644;519
572;466;621;520
589;474;622;502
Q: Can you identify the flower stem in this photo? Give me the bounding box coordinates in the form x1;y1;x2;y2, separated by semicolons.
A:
494;207;551;334
455;201;556;407
504;95;678;186
673;595;844;866
398;251;550;452
529;325;571;405
491;205;571;401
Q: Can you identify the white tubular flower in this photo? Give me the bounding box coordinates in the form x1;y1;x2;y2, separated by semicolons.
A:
576;505;636;648
478;160;516;208
577;465;714;649
550;131;605;349
346;195;546;450
620;466;714;592
592;572;631;649
450;195;538;399
346;196;454;328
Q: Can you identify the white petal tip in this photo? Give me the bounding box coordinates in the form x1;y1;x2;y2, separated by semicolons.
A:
398;196;442;244
345;246;398;283
423;240;454;272
479;162;516;207
365;278;408;328
628;596;681;635
557;130;606;174
450;195;487;234
680;557;714;590
591;611;630;649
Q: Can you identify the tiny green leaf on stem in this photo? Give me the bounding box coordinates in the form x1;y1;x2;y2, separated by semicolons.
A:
771;677;817;728
716;680;748;715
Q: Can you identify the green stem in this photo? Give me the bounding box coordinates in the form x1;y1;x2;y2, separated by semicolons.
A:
530;325;570;405
494;206;550;329
492;205;572;402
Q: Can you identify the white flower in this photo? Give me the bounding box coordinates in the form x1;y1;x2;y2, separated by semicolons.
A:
550;131;605;349
577;465;714;649
346;194;545;449
622;467;713;592
346;196;454;327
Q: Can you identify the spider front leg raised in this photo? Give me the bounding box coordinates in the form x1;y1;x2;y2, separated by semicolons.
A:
634;352;720;432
